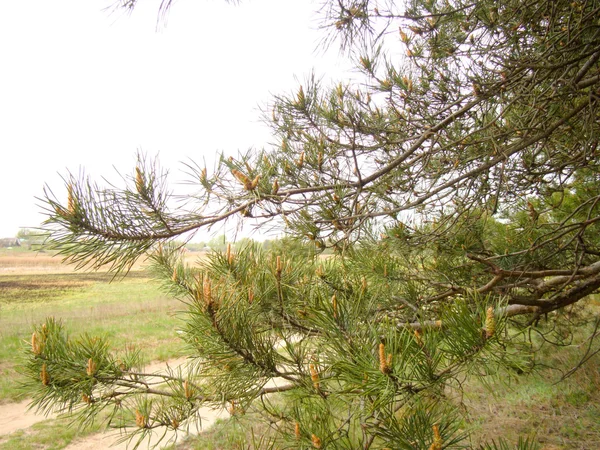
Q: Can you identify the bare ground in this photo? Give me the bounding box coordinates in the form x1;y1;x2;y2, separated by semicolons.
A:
0;358;228;450
0;399;58;436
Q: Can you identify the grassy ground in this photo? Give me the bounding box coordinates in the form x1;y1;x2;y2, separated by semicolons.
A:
0;253;185;404
464;313;600;449
2;249;600;449
0;415;106;450
169;415;276;450
170;312;600;450
0;249;190;449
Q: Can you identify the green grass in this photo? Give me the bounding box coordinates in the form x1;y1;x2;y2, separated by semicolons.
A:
3;252;600;449
170;312;600;450
0;256;189;449
0;246;31;255
0;414;105;450
171;415;276;450
463;312;600;449
0;268;185;403
0;271;120;304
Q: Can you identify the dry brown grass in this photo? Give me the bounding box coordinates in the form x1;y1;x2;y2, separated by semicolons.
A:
0;250;170;274
0;252;71;272
462;313;600;449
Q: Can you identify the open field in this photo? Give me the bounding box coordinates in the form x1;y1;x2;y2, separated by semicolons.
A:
2;249;600;449
0;251;64;273
0;264;185;403
0;249;193;449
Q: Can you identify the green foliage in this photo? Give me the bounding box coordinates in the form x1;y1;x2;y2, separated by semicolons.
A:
206;234;227;251
478;436;540;450
21;242;529;448
15;228;50;250
24;0;600;448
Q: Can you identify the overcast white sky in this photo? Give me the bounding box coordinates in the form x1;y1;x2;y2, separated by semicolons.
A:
0;0;349;240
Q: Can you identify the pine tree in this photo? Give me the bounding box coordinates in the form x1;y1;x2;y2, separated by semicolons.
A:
25;0;600;448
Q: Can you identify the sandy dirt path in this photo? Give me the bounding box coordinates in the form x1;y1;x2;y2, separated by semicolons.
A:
62;403;228;450
0;358;228;449
0;399;58;436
